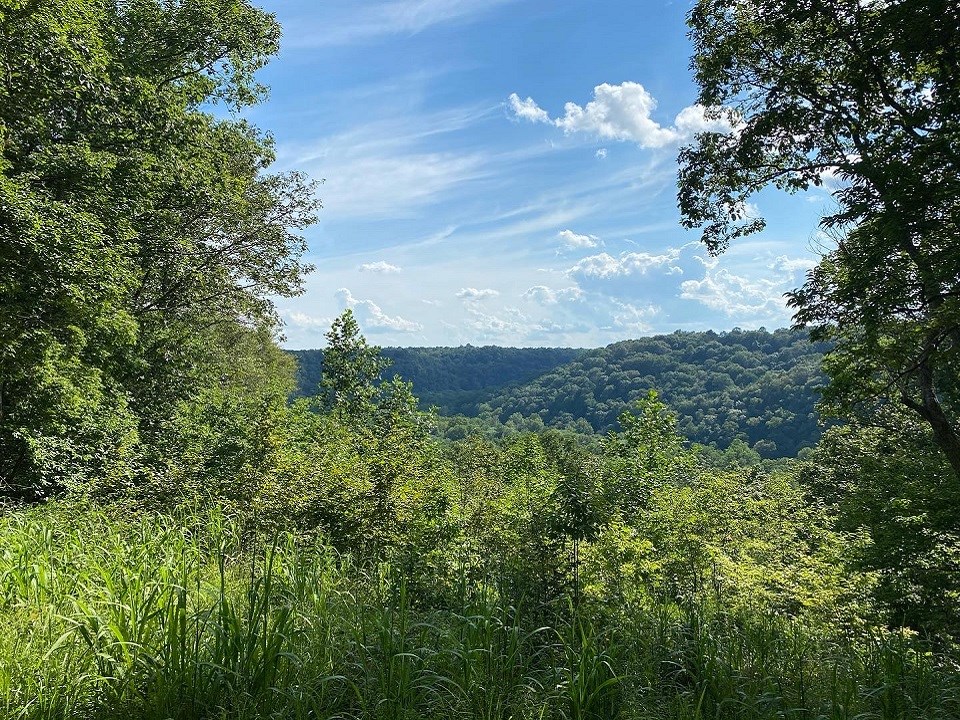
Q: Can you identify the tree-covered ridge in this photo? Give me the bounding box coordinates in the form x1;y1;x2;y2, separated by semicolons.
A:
480;329;826;456
291;345;585;411
294;329;826;457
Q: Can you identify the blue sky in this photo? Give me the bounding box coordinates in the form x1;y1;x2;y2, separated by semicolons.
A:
250;0;832;349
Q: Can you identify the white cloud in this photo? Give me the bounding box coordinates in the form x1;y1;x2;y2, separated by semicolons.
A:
558;229;599;249
464;306;525;338
610;300;659;332
456;287;499;300
679;270;785;317
568;248;685;280
283;311;333;329
289;0;519;47
335;288;422;332
770;255;816;274
359;260;402;273
277;106;492;219
522;285;585;305
508;82;734;148
672;104;735;138
595;148;608;159
508;93;550;123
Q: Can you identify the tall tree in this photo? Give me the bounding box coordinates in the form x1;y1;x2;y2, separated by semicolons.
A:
0;0;317;501
319;310;392;423
678;0;960;476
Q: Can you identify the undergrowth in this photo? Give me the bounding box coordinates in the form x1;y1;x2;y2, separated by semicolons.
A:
1;504;958;720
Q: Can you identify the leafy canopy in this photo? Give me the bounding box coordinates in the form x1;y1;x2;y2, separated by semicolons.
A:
678;0;960;475
0;0;317;501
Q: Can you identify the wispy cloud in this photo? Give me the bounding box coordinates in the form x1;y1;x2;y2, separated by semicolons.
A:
277;106;496;219
287;0;519;48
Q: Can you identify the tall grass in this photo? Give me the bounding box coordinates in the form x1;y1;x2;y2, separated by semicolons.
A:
1;504;958;719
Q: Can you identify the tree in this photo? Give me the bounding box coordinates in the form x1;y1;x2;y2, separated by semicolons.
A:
317;311;437;558
0;0;317;501
603;390;695;521
678;0;960;476
319;310;393;422
802;414;960;641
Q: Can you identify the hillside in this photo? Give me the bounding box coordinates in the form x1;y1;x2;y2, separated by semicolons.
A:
477;329;827;457
291;345;585;411
291;329;827;457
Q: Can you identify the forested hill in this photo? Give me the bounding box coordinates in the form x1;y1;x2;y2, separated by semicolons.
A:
292;329;827;457
291;345;585;409
476;329;827;457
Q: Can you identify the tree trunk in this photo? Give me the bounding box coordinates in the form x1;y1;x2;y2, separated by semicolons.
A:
902;358;960;480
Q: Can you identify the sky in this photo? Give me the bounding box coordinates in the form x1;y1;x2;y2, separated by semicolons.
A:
249;0;834;349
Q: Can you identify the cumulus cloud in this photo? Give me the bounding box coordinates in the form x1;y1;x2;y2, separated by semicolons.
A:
464;306;526;338
610;300;659;333
283;310;332;329
456;287;499;300
359;260;402;273
595;148;608;159
335;288;422;332
568;248;685;280
679;270;785;317
522;285;585;305
507;93;550;123
770;255;817;274
558;229;600;250
463;305;588;341
508;82;734;148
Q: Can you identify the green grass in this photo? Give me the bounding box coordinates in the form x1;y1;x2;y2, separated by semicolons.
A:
1;504;958;719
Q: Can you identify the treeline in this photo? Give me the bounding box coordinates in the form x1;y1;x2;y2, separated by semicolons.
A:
0;0;315;504
292;345;583;411
294;329;826;457
478;329;826;457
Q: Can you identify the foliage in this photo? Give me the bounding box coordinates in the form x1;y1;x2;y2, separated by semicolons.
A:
294;344;582;410
3;311;960;716
4;2;960;716
483;329;825;457
0;0;317;502
2;501;958;720
802;413;960;643
679;0;960;475
295;328;826;456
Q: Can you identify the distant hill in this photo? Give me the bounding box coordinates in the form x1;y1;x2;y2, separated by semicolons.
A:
290;345;585;413
474;329;827;457
290;329;828;457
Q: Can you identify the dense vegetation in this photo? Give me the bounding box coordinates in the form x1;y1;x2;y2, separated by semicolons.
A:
0;0;315;504
294;330;826;457
292;345;584;413
2;0;960;719
477;329;824;457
